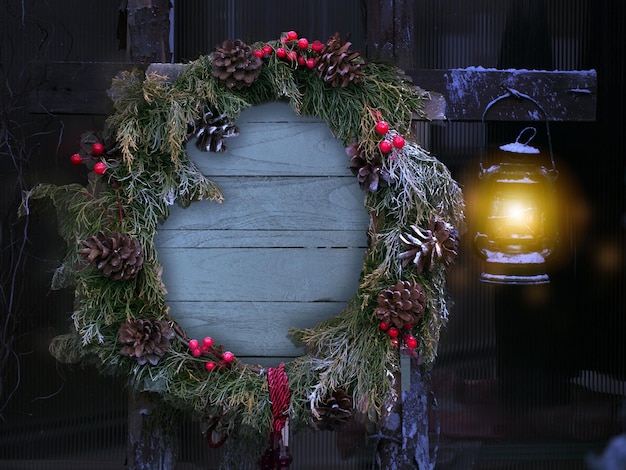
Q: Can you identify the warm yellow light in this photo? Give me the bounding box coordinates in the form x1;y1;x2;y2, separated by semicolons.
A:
505;202;525;221
474;163;558;284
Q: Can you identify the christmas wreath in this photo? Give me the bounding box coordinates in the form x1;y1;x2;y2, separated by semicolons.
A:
24;31;464;465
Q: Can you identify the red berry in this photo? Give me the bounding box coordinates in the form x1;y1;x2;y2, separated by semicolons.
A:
406;337;418;349
203;336;214;348
205;361;216;371
379;140;393;153
388;327;399;338
191;348;202;357
390;337;399;348
91;142;105;156
222;351;235;363
311;40;324;52
286;51;298;62
306;58;316;68
375;121;389;135
403;323;414;330
276;47;287;58
70;153;83;166
93;162;107;175
379;321;390;331
297;38;309;50
392;135;406;149
254;49;264;58
188;339;199;350
286;30;298;41
262;45;273;55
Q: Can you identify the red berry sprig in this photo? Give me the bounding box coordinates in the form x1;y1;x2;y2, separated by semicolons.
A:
68;140;111;175
93;161;107;175
379;321;419;350
273;30;325;70
70;153;83;166
254;44;274;59
91;142;105;156
187;336;235;371
373;119;406;159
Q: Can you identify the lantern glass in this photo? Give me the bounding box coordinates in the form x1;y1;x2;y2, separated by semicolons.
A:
487;180;544;248
474;162;558;285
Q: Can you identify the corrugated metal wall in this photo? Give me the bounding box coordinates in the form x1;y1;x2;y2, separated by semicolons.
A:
174;0;365;62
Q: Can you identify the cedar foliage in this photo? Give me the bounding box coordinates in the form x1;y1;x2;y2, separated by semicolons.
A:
22;33;465;462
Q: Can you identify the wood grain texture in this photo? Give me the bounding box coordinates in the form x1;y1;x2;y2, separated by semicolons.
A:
155;102;369;359
27;62;147;114
406;68;597;121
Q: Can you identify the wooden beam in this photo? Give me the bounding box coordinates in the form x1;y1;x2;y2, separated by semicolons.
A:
407;68;597;122
28;62;597;124
27;62;147;115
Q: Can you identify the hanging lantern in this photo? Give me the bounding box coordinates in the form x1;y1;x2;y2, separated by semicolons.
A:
474;126;559;284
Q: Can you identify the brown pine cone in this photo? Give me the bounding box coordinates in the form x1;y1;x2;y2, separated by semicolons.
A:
399;218;459;273
312;389;353;431
211;39;262;89
189;104;239;152
118;318;174;365
346;142;391;192
78;231;144;281
316;33;364;88
376;280;427;329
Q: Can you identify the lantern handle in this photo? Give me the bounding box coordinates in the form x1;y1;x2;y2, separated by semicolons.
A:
515;126;537;146
480;86;556;173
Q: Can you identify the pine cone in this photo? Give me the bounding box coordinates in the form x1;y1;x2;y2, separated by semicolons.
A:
398;218;459;273
118;318;174;365
346;142;390;192
78;231;144;281
313;389;353;431
376;280;427;329
316;33;364;88
189;104;239;152
211;39;262;89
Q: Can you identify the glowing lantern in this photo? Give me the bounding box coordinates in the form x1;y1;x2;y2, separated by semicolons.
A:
474;127;559;284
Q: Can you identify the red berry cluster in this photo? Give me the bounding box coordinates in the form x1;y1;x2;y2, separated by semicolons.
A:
374;120;406;159
270;30;324;69
187;336;235;372
70;142;107;175
379;321;419;350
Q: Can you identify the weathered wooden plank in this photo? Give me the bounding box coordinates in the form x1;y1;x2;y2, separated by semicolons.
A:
160;176;368;231
186;101;356;176
156;102;370;355
406;67;597;121
168;301;348;357
155;229;367;249
158;247;365;302
27;62;148;114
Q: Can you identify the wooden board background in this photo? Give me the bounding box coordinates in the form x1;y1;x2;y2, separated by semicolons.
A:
154;102;370;362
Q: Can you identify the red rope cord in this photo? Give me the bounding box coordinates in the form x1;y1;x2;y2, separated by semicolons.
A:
267;363;290;434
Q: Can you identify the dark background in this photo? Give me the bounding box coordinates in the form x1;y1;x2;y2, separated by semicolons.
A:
1;0;624;468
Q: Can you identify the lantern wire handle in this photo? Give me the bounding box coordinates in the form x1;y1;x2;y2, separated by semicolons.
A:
480;86;556;173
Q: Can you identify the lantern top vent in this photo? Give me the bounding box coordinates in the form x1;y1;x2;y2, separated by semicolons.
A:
499;126;540;154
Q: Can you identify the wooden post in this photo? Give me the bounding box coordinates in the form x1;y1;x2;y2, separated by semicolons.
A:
365;2;435;468
126;0;171;63
126;381;180;470
124;3;175;468
364;0;415;67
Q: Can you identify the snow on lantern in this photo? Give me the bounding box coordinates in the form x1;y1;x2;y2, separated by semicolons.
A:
474;126;559;284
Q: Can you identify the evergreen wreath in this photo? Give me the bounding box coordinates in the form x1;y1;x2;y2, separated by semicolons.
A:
23;31;464;464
